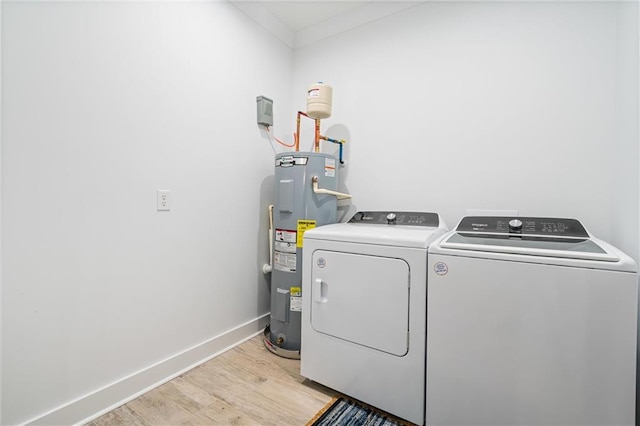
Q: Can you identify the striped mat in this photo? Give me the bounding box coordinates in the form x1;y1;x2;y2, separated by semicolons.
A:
307;396;411;426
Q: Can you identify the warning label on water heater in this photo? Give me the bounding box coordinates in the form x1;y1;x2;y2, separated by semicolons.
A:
274;251;296;273
275;241;296;253
275;229;296;243
324;158;336;177
275;229;298;272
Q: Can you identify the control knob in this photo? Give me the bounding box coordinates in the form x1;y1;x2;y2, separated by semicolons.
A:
386;213;397;224
508;219;523;233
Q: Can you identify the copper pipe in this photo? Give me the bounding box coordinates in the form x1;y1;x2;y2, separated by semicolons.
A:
295;113;301;152
315;119;321;152
294;111;313;152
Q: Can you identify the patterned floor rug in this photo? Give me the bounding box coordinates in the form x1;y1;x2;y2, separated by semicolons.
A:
307;396;412;426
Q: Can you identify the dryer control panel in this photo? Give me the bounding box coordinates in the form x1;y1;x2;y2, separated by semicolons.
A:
349;211;439;227
457;216;588;237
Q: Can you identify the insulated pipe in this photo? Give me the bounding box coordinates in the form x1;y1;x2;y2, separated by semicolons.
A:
320;135;347;164
262;204;274;274
311;176;352;200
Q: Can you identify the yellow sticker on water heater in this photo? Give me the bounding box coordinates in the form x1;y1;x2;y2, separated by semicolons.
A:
290;286;302;312
296;220;317;248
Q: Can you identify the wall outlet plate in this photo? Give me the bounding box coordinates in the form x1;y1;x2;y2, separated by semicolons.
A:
157;190;171;211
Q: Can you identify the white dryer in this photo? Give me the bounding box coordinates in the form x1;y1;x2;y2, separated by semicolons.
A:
427;216;638;426
301;211;448;425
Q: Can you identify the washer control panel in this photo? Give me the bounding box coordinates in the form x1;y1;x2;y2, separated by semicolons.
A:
349;211;439;227
457;216;588;237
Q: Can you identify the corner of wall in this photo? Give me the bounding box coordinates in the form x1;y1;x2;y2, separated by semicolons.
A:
229;1;294;48
0;0;4;422
25;315;269;426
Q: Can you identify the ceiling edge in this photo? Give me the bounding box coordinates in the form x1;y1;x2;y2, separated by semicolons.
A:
294;1;424;49
230;1;295;48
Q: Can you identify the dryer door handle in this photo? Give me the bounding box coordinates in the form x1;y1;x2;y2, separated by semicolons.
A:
313;278;328;303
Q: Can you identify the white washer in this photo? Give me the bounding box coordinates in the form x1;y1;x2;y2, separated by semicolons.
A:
427;216;638;426
301;211;448;425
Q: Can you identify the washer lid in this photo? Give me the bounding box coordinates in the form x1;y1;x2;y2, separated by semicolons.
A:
304;217;447;248
439;216;620;262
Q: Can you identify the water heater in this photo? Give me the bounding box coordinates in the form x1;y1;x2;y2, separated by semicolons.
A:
266;151;339;357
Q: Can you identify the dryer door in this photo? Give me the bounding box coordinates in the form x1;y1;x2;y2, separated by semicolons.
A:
310;250;410;356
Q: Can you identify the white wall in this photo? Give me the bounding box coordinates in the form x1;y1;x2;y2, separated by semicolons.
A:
1;2;290;424
613;1;640;264
0;2;4;423
3;1;639;425
293;1;639;262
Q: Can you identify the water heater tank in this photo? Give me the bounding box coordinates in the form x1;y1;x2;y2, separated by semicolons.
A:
266;151;339;357
306;82;333;119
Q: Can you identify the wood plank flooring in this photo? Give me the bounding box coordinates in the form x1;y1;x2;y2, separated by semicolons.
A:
86;335;337;426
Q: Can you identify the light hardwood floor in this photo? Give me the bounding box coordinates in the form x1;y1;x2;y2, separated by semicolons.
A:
86;335;337;426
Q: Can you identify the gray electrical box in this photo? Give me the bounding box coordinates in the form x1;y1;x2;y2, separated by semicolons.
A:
256;95;273;126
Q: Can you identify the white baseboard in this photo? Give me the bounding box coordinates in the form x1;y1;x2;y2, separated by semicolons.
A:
26;314;270;426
